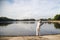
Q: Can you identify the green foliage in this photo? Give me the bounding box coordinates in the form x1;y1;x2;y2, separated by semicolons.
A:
0;17;14;21
0;23;12;26
21;19;35;21
40;19;48;21
48;18;52;20
54;14;60;20
0;17;35;21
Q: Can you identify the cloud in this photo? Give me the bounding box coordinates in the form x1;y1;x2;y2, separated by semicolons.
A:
1;0;60;19
1;0;32;19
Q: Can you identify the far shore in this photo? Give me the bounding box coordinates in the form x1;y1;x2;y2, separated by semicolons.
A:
48;20;60;23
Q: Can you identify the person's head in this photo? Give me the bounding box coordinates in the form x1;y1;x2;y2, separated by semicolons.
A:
37;20;40;23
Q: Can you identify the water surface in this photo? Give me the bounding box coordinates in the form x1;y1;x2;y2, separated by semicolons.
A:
0;21;60;36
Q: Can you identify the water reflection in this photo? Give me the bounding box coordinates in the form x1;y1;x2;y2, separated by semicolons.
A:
14;21;35;24
0;21;13;26
54;23;60;29
0;21;35;26
0;23;12;26
48;22;52;24
20;21;35;24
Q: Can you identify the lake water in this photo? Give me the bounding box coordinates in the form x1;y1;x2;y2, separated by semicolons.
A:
0;21;60;36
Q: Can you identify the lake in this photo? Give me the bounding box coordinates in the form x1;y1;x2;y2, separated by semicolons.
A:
0;21;60;36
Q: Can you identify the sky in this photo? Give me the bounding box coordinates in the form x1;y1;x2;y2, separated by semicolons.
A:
0;0;60;19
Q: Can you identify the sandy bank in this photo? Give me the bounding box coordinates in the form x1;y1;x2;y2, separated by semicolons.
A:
48;20;60;23
0;34;60;40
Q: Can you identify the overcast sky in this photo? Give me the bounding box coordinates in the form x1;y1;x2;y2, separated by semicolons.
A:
0;0;60;19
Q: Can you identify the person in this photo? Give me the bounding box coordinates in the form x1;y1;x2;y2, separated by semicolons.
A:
36;20;43;36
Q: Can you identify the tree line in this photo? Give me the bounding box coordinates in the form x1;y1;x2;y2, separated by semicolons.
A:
48;14;60;20
0;14;60;21
0;17;35;21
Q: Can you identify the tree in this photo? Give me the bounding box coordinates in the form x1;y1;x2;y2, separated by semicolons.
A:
48;18;52;20
0;17;14;21
54;14;60;20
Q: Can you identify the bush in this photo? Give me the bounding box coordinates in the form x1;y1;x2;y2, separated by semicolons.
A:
54;14;60;20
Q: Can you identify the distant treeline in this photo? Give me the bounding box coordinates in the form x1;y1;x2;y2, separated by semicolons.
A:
39;14;60;21
0;17;15;21
48;14;60;20
0;17;35;21
19;19;35;21
0;14;60;21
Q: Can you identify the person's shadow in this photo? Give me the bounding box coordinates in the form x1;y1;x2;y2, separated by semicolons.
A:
36;21;44;36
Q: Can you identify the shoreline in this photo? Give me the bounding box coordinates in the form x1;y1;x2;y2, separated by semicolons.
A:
0;34;60;40
0;33;60;37
48;20;60;23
